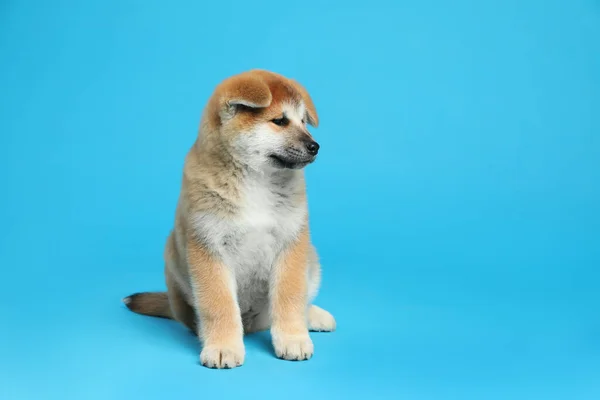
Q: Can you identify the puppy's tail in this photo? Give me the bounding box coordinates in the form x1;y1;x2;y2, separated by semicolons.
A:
123;292;172;319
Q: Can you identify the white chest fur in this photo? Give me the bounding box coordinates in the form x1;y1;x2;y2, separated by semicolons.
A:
191;172;307;313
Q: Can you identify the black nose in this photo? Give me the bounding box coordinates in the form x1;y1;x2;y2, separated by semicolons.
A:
305;141;320;155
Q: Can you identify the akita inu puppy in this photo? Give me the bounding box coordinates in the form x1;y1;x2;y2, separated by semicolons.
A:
124;70;335;369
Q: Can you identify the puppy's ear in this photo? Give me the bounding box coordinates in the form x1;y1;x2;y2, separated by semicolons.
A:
289;79;319;127
216;73;272;121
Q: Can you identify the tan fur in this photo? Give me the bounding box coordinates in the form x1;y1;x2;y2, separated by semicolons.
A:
124;69;335;368
288;79;319;127
187;238;245;368
271;225;314;360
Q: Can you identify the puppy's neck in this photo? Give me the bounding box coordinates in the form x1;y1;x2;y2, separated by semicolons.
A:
195;134;244;173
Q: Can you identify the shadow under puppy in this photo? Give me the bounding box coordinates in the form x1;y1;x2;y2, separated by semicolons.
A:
124;69;335;369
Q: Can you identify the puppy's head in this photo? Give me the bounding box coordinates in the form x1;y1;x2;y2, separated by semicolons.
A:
205;70;320;170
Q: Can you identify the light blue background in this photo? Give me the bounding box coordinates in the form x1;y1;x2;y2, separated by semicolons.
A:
1;0;598;399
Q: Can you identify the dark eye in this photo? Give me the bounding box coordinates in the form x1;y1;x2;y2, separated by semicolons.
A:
301;118;305;124
271;117;289;127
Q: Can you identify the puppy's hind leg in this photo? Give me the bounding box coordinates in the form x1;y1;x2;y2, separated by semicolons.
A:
308;305;336;332
305;248;335;332
166;268;197;334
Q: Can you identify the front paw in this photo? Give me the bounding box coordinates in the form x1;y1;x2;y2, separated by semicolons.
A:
273;333;314;361
200;342;245;369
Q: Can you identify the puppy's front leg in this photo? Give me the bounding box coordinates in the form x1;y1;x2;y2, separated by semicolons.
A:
188;239;244;369
271;226;313;361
